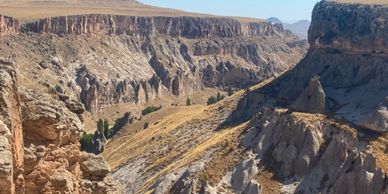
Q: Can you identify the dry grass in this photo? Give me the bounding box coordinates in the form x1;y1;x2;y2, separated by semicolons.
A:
137;122;249;194
365;134;388;172
0;0;266;23
255;169;282;194
102;105;207;169
198;129;248;186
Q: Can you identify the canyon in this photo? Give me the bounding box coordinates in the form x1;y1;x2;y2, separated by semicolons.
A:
0;0;387;194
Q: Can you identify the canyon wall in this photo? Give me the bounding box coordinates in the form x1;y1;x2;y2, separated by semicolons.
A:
22;15;284;38
0;14;306;113
0;15;19;36
233;1;388;132
309;2;388;54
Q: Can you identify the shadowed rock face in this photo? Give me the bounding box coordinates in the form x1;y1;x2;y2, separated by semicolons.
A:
233;1;388;132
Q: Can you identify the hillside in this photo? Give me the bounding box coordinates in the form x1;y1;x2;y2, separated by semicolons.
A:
103;0;388;193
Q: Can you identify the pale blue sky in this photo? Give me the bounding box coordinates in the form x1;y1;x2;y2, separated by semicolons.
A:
138;0;321;22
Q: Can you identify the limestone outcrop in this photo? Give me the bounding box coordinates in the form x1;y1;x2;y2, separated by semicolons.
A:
232;1;388;132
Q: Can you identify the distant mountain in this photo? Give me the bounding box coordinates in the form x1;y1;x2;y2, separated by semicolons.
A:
266;17;282;24
267;17;310;39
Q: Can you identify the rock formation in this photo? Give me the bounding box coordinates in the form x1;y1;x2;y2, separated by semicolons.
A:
0;59;121;193
241;108;387;194
233;1;388;133
0;15;19;36
0;58;24;194
290;77;326;114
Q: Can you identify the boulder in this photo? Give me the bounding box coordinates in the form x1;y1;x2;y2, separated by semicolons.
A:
243;180;262;194
231;159;259;192
20;90;83;143
81;153;111;179
357;97;388;133
291;77;326;114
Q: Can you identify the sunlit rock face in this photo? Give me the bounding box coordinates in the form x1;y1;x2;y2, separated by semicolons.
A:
0;59;121;194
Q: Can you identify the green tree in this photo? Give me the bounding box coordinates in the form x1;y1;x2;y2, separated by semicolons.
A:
103;119;111;138
97;119;104;133
216;92;225;101
186;98;192;106
227;87;234;96
142;105;162;116
207;96;217;105
80;133;94;151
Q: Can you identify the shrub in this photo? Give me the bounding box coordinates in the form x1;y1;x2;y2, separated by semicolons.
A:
216;92;225;101
142;105;162;116
186;98;192;106
227;87;234;96
207;96;217;105
103;119;111;138
80;133;94;151
97;119;104;133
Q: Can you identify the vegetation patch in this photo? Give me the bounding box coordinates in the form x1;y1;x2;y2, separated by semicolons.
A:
207;92;225;105
80;133;94;151
142;105;162;116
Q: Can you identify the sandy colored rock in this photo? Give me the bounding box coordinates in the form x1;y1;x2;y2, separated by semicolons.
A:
81;153;111;179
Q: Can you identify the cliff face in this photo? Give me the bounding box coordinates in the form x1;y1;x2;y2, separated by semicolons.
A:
309;1;388;54
0;14;306;113
22;15;283;38
0;15;19;36
0;58;24;194
233;1;388;132
0;59;121;194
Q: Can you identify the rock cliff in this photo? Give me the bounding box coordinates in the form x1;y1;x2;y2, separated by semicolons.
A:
233;1;388;132
22;15;285;38
0;15;19;36
0;59;121;193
